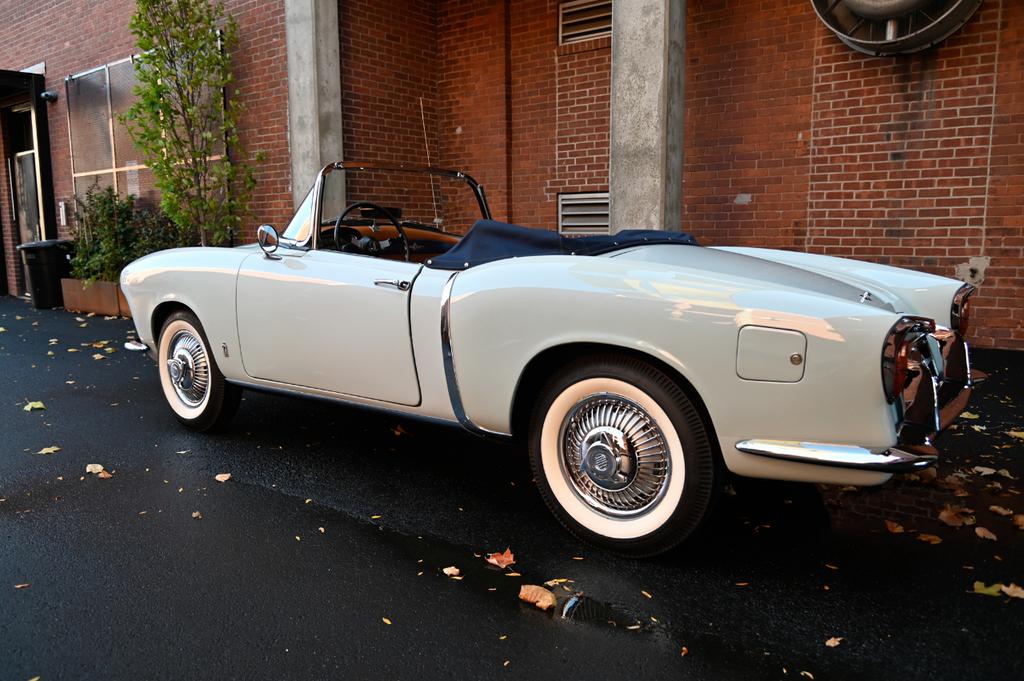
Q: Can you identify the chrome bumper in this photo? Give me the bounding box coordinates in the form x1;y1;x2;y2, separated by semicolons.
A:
737;324;981;473
735;440;937;473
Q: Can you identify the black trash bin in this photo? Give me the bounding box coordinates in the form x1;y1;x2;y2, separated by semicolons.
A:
16;240;74;310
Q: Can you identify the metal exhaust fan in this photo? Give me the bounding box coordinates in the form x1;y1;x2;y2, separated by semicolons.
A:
812;0;983;55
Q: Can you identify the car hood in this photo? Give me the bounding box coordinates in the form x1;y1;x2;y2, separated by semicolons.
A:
609;245;897;312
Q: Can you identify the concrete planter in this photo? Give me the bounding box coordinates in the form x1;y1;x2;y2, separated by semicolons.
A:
60;278;131;318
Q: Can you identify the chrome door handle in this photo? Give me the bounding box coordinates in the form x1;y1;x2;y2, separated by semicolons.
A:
374;279;411;291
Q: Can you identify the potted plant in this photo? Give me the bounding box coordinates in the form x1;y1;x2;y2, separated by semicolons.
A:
61;186;191;317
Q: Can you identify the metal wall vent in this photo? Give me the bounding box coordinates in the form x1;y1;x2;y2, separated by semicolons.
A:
812;0;982;56
559;192;610;235
559;0;613;45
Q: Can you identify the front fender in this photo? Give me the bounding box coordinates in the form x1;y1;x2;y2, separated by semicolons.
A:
120;246;252;379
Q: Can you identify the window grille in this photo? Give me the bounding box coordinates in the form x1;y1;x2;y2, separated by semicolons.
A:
559;0;613;45
65;57;156;204
558;192;610;235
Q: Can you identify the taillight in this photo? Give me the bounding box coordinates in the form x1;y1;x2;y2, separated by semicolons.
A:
882;316;935;403
951;284;975;337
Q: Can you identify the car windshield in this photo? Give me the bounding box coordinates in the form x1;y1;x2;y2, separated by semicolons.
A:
280;165;488;247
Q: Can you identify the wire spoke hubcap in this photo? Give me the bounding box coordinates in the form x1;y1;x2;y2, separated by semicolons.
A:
166;330;210;407
559;394;671;517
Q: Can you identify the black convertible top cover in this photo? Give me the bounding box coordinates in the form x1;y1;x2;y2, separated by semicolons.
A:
426;220;699;270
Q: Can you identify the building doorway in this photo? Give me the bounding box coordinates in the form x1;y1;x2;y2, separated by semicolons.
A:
0;70;56;297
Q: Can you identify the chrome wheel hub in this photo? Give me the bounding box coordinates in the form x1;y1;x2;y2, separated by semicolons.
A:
560;394;671;517
166;330;209;407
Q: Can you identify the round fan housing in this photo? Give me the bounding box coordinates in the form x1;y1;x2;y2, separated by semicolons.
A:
812;0;983;56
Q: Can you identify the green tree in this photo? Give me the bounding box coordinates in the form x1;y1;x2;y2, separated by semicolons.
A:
121;0;259;246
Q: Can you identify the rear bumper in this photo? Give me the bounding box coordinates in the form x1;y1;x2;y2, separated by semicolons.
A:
735;439;938;473
736;325;981;473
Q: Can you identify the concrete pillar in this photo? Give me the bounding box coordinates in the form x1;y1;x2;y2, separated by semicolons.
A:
285;0;344;205
608;0;685;232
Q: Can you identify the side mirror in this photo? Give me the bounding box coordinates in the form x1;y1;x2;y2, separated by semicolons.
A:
257;224;281;259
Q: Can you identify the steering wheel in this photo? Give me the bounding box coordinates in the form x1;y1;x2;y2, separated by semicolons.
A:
333;201;410;262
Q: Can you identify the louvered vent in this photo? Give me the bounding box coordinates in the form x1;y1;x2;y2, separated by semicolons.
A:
559;0;613;45
559;192;610;235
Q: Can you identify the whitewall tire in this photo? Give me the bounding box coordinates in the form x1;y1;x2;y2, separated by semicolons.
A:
157;310;241;431
528;355;718;556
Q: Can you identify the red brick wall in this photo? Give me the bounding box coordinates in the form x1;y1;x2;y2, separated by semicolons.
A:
681;0;1022;349
0;0;292;295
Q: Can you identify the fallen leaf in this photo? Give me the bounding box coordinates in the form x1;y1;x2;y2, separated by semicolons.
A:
37;446;61;455
973;581;1003;597
825;637;843;648
800;672;814;680
92;353;105;361
370;514;382;520
959;411;980;420
0;327;5;332
989;505;1013;517
1007;431;1024;440
680;646;689;657
22;401;45;412
97;471;113;479
735;582;749;587
14;583;30;589
191;511;202;519
443;566;461;577
382;617;392;625
544;578;571;587
939;504;975;527
917;533;942;544
318;527;325;534
85;463;104;475
885;520;904;534
997;469;1017;480
571;556;584;561
641;590;653;599
1000;583;1024;599
1014;515;1024;530
519;584;557;611
973;466;996;476
485;547;516;569
505;571;522;577
214;473;231;483
975;527;997;541
67;348;78;353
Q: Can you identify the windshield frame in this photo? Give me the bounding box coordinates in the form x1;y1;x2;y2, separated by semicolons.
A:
279;162;492;252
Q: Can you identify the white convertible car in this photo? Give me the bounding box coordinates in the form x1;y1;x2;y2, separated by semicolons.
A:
121;162;981;555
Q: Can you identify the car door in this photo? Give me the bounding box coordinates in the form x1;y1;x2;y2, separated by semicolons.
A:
235;248;422;406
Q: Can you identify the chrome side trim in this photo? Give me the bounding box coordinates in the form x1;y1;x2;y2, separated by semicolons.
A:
735;439;937;473
229;379;458;430
440;273;511;438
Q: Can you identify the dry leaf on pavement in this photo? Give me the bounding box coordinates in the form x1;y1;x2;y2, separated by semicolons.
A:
37;446;61;455
214;473;231;483
825;637;843;648
939;504;975;527
885;520;904;534
442;566;461;577
85;464;104;475
973;466;996;476
989;505;1013;517
973;581;1003;597
485;548;516;569
917;533;942;545
959;412;980;420
382;617;392;625
519;584;557;611
1014;515;1024;530
975;527;997;541
191;511;202;519
22;401;45;411
1000;584;1024;599
14;583;30;589
97;471;113;479
1007;431;1024;440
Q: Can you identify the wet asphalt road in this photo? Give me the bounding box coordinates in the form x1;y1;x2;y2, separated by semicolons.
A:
1;296;1022;681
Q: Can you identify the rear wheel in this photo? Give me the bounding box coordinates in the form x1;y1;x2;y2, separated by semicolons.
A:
528;355;718;556
157;310;241;431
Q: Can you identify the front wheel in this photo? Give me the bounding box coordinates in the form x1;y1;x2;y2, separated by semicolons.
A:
528;355;719;556
157;310;241;431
